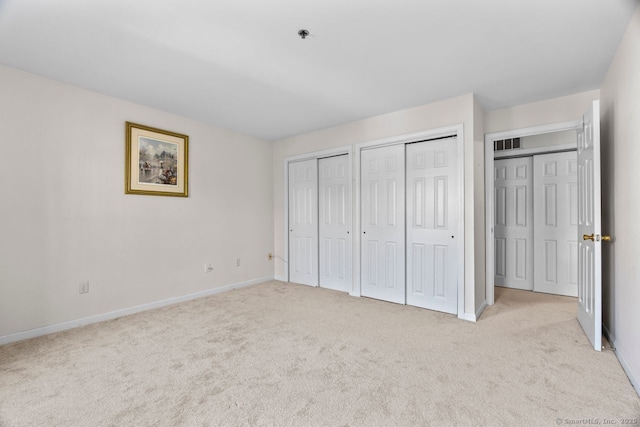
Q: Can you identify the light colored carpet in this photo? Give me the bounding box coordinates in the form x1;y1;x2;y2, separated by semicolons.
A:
0;281;638;426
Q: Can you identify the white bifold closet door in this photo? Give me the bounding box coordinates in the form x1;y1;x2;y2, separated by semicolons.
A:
318;155;352;293
494;157;534;290
360;144;405;304
288;159;318;286
533;151;578;297
406;138;459;314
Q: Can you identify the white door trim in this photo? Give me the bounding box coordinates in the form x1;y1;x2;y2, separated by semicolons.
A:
485;120;581;305
354;124;465;318
283;146;353;289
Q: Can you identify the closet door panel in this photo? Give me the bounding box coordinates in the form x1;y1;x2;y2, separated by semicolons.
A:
406;138;458;314
361;145;405;304
289;159;318;286
494;157;534;290
533;151;578;297
319;155;352;293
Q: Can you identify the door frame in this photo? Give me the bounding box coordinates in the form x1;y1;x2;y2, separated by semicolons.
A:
485;120;581;305
354;124;465;318
284;145;354;291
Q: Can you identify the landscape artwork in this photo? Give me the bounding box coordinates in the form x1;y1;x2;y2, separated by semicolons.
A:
137;137;179;186
125;122;189;197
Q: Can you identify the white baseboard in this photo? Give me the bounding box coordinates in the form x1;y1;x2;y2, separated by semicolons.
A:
603;324;640;397
0;275;274;346
274;274;287;282
459;300;487;322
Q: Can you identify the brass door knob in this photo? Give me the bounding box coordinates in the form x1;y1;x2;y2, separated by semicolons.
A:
583;234;612;242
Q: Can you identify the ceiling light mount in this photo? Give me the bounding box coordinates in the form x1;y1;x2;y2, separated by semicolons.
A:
298;29;309;39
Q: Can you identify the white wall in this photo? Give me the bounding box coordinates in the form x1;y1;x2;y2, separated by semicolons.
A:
520;130;576;149
600;3;640;393
273;93;485;317
473;96;486;313
0;65;274;338
485;90;600;134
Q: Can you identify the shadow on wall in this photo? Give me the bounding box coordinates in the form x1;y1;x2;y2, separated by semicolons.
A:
600;103;616;337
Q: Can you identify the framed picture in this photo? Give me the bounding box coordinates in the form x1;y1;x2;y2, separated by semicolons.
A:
125;122;189;197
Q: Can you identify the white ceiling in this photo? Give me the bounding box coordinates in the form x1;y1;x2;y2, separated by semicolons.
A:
0;0;637;141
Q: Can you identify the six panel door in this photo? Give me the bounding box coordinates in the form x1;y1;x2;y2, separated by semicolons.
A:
577;100;603;351
360;144;406;304
533;151;578;297
319;155;352;293
494;157;534;291
288;159;319;286
406;138;459;313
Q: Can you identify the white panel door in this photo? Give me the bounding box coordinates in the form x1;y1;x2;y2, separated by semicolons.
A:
533;151;578;297
494;157;534;291
406;138;458;314
361;144;405;304
319;155;352;293
578;100;603;351
288;159;318;287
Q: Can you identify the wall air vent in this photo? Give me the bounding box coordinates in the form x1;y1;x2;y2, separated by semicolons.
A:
494;137;521;152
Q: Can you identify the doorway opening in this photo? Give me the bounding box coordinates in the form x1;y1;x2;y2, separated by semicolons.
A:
485;121;582;306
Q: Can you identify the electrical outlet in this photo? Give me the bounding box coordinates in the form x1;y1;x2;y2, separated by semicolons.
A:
268;253;273;261
79;281;89;294
204;263;213;273
236;258;241;267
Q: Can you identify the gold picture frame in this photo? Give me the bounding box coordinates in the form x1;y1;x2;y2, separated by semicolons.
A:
125;122;189;197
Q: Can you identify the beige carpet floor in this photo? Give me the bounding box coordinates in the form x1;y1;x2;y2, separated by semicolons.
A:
0;281;638;426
